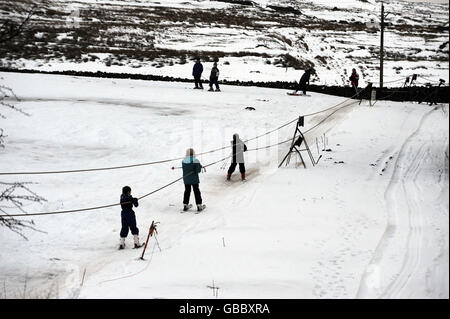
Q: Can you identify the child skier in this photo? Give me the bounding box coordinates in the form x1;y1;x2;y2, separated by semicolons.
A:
119;186;142;249
227;133;248;181
208;62;220;92
182;148;206;212
192;58;204;89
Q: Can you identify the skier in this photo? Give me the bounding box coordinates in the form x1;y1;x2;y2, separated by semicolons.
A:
182;148;206;212
192;58;204;89
349;68;359;95
119;186;142;249
208;62;220;92
226;133;248;181
294;69;311;95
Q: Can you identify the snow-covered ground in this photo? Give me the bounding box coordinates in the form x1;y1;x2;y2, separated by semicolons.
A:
0;71;448;298
1;0;448;86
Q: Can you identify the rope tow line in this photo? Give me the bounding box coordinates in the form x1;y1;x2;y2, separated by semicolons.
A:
418;75;447;84
1;137;293;218
382;77;408;85
96;95;366;282
0;90;366;217
0;119;295;176
0;93;362;176
304;99;360;134
171;94;361;171
2;90;362;218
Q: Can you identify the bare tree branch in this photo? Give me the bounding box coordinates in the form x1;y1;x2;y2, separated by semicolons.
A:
0;128;5;148
0;85;21;101
0;182;47;240
0;5;37;44
0;4;45;239
0;100;30;117
0;82;29;120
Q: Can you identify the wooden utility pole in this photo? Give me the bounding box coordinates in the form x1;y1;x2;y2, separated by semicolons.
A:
379;3;390;89
379;3;385;89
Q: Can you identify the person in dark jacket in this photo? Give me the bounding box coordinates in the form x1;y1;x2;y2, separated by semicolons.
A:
208;62;220;92
294;69;311;95
227;133;248;181
119;186;141;249
192;58;204;89
182;148;205;212
349;68;359;94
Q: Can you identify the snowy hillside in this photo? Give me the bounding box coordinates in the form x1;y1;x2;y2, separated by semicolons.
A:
0;71;448;299
0;0;448;86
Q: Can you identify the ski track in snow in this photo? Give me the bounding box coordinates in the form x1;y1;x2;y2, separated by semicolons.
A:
357;105;449;299
0;72;448;299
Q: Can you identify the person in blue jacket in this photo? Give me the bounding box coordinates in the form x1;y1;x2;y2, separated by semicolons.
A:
182;148;205;212
119;186;141;249
192;58;204;89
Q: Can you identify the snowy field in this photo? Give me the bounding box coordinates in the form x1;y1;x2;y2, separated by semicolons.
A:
2;0;448;86
0;71;448;299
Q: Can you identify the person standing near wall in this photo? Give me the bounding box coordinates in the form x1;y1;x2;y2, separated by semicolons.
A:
208;62;221;92
193;58;204;89
349;68;360;95
294;69;311;95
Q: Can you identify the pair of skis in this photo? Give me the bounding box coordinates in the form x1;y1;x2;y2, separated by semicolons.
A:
180;203;206;214
287;92;311;96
